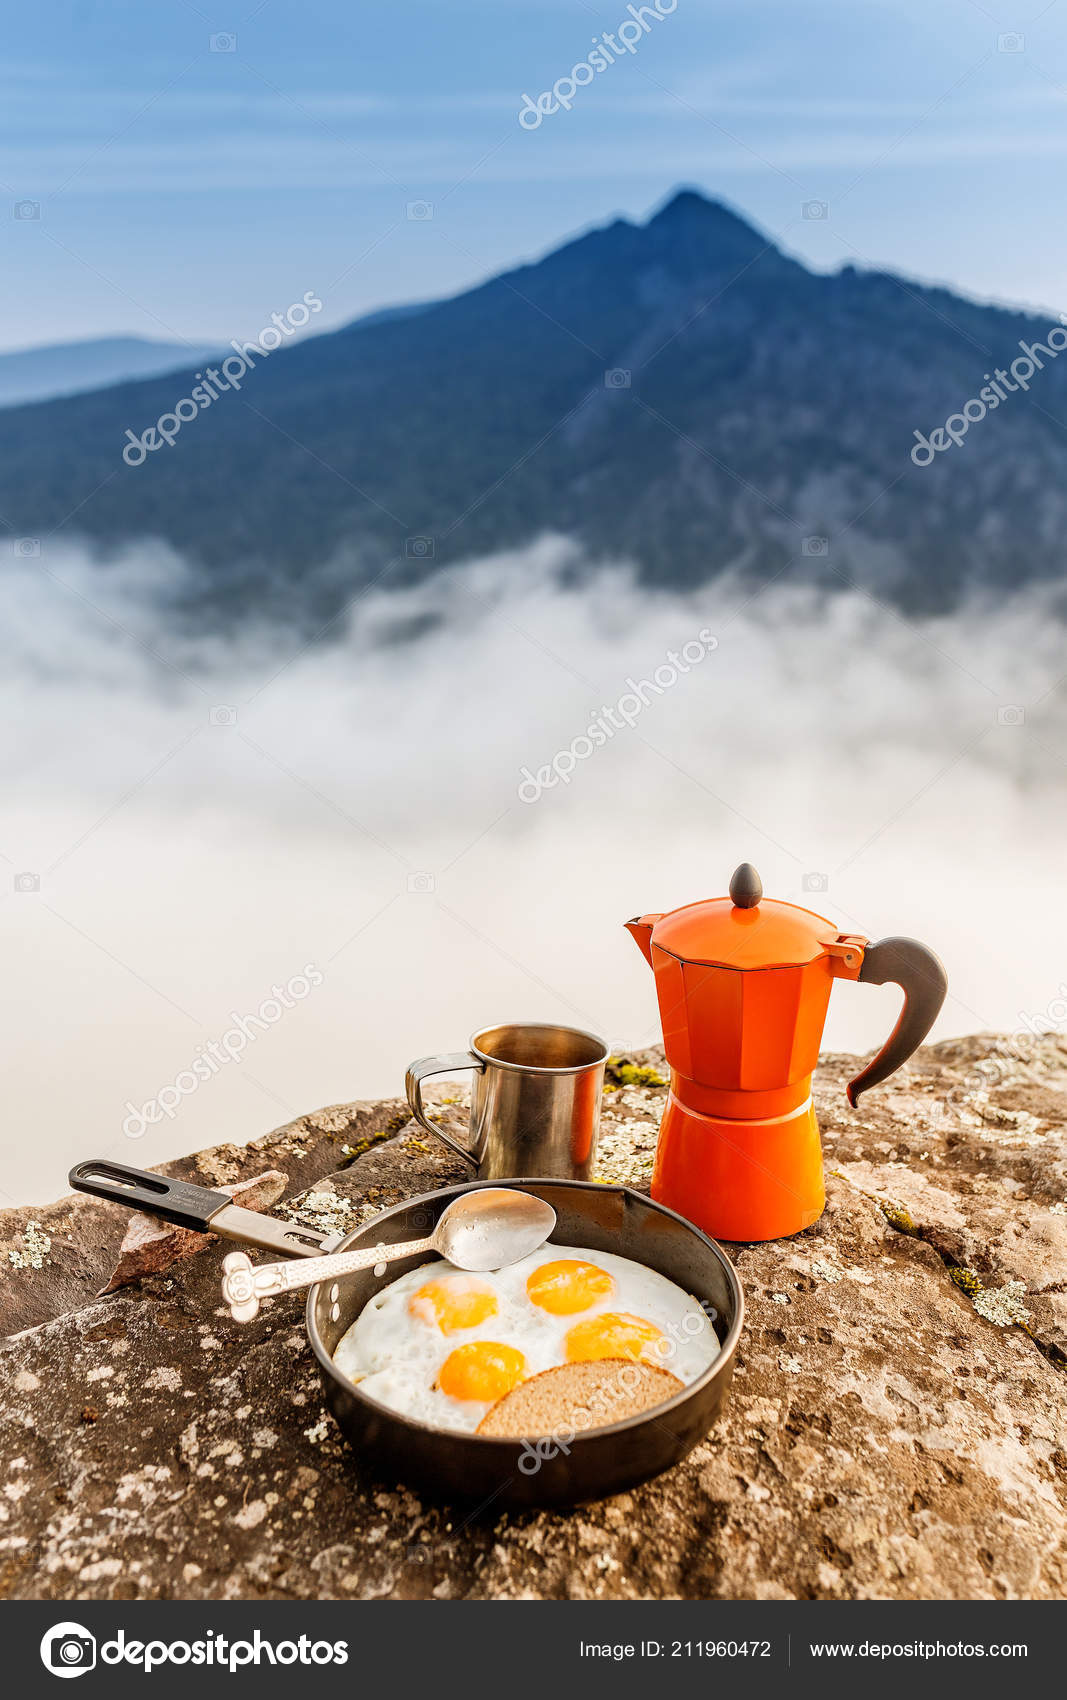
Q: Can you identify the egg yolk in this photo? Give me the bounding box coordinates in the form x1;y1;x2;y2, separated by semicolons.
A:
564;1312;666;1365
526;1258;616;1316
437;1341;527;1403
409;1278;498;1335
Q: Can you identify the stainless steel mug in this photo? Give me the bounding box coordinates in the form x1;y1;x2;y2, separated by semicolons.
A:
405;1022;610;1180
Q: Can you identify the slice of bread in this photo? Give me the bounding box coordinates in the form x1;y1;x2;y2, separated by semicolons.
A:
476;1358;684;1439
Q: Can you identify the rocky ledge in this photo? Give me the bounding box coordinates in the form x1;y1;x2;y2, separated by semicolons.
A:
1;1035;1064;1601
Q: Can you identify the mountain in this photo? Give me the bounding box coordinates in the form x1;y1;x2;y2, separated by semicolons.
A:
346;300;435;331
0;336;221;409
2;189;1067;624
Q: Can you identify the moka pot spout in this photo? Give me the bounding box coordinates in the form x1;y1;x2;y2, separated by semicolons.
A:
625;915;661;967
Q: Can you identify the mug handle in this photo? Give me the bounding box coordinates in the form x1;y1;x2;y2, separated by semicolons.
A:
405;1052;484;1169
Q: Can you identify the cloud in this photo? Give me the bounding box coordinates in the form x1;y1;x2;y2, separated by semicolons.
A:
3;534;1064;1202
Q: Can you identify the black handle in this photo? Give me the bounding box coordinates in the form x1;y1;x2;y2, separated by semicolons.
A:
846;937;948;1107
68;1159;232;1232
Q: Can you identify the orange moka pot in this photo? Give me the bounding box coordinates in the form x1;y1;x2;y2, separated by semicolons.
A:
626;863;947;1242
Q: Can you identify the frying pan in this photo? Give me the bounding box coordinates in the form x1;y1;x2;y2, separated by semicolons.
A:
69;1160;744;1509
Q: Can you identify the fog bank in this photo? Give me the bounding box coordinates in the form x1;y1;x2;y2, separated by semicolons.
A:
3;535;1064;1203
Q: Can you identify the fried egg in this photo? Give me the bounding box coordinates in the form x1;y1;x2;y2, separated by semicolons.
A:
332;1243;719;1434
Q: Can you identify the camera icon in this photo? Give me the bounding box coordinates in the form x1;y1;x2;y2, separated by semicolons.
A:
604;368;631;389
802;536;829;557
802;871;829;894
406;871;436;894
802;200;829;221
14;199;40;221
210;32;237;52
14;537;41;557
996;703;1025;727
407;200;434;221
405;536;435;560
40;1622;97;1677
997;32;1024;52
209;704;238;727
14;871;40;894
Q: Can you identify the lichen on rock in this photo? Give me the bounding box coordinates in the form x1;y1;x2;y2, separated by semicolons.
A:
7;1220;51;1270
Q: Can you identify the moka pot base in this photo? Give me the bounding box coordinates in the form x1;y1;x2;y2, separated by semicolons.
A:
651;1082;826;1242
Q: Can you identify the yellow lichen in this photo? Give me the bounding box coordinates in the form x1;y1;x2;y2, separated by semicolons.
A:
338;1112;409;1165
605;1058;667;1090
879;1200;917;1234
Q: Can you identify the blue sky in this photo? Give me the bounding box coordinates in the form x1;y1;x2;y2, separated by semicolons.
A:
3;0;1067;352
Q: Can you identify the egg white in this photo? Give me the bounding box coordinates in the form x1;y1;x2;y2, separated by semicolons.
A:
332;1242;720;1434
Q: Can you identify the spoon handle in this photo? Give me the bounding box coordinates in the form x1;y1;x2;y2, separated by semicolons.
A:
221;1235;436;1322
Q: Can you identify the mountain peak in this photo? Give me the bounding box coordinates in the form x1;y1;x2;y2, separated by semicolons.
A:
641;187;783;272
647;187;760;236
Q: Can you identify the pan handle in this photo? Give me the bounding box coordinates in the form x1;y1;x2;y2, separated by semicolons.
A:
68;1158;335;1257
69;1159;232;1231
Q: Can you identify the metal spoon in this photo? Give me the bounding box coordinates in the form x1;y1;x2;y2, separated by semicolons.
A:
220;1187;557;1322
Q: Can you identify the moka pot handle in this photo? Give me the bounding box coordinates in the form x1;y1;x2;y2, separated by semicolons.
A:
847;937;948;1108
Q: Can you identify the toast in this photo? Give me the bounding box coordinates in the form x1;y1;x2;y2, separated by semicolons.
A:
476;1357;684;1438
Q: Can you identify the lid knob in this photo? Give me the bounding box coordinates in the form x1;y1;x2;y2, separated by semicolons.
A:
729;863;762;909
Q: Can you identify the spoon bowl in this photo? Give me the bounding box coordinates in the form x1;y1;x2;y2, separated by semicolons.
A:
434;1187;557;1270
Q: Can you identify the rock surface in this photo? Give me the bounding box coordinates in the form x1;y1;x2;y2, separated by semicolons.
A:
1;1036;1064;1601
